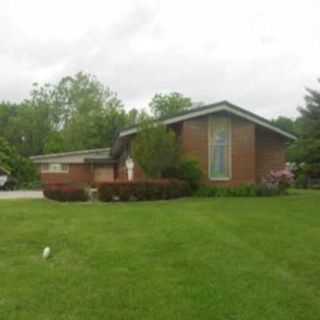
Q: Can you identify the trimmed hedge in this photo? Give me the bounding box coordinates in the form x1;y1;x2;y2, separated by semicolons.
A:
43;183;89;202
98;179;191;202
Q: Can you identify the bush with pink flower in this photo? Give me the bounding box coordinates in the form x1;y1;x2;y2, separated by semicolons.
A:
262;168;295;194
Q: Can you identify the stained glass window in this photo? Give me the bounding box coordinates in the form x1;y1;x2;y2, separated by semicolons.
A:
209;117;231;179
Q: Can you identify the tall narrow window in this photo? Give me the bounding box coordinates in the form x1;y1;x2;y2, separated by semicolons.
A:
209;117;231;179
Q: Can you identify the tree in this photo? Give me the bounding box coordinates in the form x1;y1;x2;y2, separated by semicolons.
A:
149;92;193;118
0;102;18;139
271;116;302;163
271;116;298;135
44;132;65;154
49;72;127;151
1;72;128;156
132;121;180;178
0;137;37;186
126;108;150;126
1;82;64;156
291;80;320;177
16;84;60;156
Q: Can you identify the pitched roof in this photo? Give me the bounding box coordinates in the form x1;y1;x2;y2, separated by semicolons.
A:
30;148;111;163
119;100;297;140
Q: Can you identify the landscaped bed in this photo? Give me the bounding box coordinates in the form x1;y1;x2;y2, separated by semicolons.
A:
1;190;320;319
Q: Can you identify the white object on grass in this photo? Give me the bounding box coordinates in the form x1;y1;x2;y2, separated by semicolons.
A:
42;247;51;259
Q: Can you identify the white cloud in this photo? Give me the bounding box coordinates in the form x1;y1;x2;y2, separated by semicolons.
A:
0;0;320;118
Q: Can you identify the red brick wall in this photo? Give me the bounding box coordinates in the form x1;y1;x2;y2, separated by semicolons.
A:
255;127;287;182
40;164;94;186
116;114;288;186
231;117;256;185
180;116;208;180
180;114;256;187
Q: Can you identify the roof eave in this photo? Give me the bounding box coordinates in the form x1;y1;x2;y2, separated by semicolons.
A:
30;147;111;161
119;101;297;141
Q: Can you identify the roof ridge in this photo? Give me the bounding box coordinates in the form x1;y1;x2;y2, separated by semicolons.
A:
118;100;297;141
30;147;110;160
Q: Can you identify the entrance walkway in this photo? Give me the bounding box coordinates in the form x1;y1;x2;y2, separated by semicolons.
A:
0;191;43;200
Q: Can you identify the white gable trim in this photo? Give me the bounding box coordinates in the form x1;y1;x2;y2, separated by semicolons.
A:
30;148;111;163
223;105;296;140
119;103;297;140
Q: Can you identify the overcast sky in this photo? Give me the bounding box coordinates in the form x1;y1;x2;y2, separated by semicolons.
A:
1;0;320;118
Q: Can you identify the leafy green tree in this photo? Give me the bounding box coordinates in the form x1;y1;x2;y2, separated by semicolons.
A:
132;121;180;178
0;137;13;173
291;80;320;177
149;92;193;118
271;116;302;163
2;72;128;156
52;72;127;151
0;137;38;186
126;108;150;126
0;102;18;138
271;116;298;135
44;132;66;154
0;84;61;157
15;97;58;156
126;108;139;126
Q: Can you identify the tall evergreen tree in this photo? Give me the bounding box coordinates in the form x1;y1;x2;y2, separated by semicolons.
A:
293;80;320;177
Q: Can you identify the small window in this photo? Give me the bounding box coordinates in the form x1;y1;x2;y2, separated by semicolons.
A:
41;164;49;172
41;163;69;173
209;117;231;180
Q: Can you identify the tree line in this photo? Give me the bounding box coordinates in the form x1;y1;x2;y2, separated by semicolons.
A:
0;71;320;186
0;72;193;186
0;72;193;158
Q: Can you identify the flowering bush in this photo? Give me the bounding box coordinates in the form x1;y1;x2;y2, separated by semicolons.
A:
262;169;294;194
194;169;294;198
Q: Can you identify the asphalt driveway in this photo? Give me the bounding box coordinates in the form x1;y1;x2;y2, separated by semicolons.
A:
0;191;43;200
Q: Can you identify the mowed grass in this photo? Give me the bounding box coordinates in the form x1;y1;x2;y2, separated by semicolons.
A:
1;190;320;319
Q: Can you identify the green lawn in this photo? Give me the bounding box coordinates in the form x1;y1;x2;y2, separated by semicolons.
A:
1;190;320;319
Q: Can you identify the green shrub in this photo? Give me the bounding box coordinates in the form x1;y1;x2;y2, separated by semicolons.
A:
255;184;280;197
194;186;217;197
98;179;191;202
295;173;308;189
163;159;202;190
194;183;284;198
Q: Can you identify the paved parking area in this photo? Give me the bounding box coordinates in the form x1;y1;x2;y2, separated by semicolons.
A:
0;191;43;200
